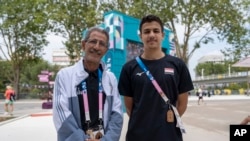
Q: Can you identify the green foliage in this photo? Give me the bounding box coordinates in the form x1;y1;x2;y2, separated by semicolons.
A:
0;0;49;57
228;83;243;90
18;58;60;97
195;61;248;77
0;61;12;92
0;58;58;98
196;62;225;76
47;0;102;62
221;38;250;62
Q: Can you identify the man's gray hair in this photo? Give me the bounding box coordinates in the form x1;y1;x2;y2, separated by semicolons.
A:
83;27;109;47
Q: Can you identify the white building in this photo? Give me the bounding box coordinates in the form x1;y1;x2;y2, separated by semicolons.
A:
52;48;71;66
198;52;224;64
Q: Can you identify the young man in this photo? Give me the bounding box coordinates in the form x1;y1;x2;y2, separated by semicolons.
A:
53;27;123;141
118;15;194;141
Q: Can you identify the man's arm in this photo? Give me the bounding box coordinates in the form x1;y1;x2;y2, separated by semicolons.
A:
124;96;133;117
53;71;86;141
176;92;189;117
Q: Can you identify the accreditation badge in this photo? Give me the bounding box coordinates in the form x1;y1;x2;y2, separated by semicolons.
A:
166;109;174;123
94;129;104;139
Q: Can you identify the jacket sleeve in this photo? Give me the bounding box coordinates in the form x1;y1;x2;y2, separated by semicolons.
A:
53;70;88;141
101;72;123;141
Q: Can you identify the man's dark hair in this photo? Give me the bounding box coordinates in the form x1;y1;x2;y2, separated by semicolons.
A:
83;27;109;47
139;14;164;33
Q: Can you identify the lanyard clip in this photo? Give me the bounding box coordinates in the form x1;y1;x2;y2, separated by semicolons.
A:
99;119;103;126
86;120;91;129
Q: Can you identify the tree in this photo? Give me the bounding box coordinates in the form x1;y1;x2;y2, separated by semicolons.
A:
195;62;226;77
20;58;60;98
0;60;11;93
99;0;249;66
221;32;250;62
47;0;102;64
195;61;248;77
0;0;50;99
222;0;250;62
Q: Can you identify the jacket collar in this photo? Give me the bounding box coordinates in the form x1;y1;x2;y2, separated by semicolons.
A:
74;59;107;86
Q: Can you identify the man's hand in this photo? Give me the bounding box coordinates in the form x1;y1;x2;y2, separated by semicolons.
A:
86;139;100;141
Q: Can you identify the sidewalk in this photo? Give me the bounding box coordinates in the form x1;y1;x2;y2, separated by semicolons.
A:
0;111;56;141
0;95;249;141
188;94;250;101
0;113;229;141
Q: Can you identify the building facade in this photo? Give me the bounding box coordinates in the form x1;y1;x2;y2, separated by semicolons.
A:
52;48;70;66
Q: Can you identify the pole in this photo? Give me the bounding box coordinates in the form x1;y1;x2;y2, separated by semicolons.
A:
247;69;249;96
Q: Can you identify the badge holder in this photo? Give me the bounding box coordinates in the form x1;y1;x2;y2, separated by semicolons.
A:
86;122;104;139
95;122;104;139
166;104;174;123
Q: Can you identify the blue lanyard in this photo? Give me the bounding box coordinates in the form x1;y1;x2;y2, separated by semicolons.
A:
135;57;169;103
135;57;154;81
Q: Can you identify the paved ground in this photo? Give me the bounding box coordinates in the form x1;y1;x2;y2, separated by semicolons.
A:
182;96;250;141
0;95;249;141
0;99;49;117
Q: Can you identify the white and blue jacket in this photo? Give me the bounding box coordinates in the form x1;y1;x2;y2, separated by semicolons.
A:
53;60;123;141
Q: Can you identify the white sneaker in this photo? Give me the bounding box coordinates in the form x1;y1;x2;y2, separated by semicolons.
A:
3;112;9;115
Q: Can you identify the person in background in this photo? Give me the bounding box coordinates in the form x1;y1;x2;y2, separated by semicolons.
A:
4;85;15;116
118;14;194;141
197;86;204;105
240;115;250;125
47;90;53;102
53;27;123;141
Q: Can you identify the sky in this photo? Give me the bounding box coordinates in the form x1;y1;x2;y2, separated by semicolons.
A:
43;34;66;61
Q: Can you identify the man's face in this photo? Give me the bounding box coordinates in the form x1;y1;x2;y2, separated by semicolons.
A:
139;21;164;49
82;31;108;63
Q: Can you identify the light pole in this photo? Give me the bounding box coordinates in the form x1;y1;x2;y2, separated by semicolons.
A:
247;69;250;96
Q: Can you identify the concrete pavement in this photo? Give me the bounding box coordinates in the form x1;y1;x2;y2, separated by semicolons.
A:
0;95;250;141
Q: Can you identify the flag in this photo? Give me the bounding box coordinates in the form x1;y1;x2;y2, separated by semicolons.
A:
165;68;174;74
